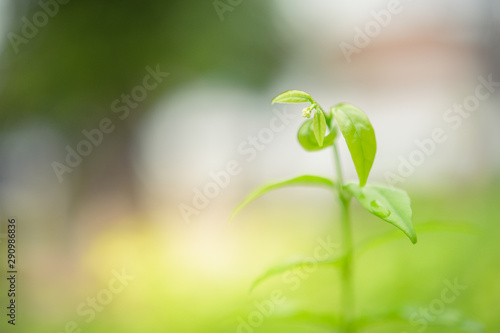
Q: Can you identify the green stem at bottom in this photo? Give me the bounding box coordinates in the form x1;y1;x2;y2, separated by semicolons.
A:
333;144;355;333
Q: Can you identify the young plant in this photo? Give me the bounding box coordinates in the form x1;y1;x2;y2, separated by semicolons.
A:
231;90;417;333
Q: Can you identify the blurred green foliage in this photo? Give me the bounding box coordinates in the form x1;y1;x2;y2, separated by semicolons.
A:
0;0;283;132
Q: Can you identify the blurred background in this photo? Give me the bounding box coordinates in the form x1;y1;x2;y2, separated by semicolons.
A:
0;0;498;332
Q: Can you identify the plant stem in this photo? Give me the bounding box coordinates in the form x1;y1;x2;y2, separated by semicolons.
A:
333;143;355;333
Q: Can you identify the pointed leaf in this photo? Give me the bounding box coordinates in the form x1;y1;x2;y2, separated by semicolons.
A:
332;103;376;186
355;221;479;258
297;119;336;151
268;307;338;329
231;175;334;220
344;183;417;244
272;90;312;104
313;109;327;146
250;255;344;292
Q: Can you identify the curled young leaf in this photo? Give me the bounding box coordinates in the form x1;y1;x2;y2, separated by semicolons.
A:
331;103;376;187
344;183;417;244
231;175;334;221
297;119;337;151
313;109;327;146
272;90;312;104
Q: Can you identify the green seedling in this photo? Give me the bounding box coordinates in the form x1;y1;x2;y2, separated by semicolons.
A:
231;90;482;333
232;90;417;333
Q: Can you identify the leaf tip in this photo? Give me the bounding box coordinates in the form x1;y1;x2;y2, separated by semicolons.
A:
410;233;417;244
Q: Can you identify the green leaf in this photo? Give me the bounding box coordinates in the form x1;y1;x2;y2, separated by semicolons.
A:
344;183;417;244
271;90;312;104
267;307;338;329
250;255;344;292
313;109;327;146
231;175;334;221
297;119;337;151
355;221;479;258
331;103;376;187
